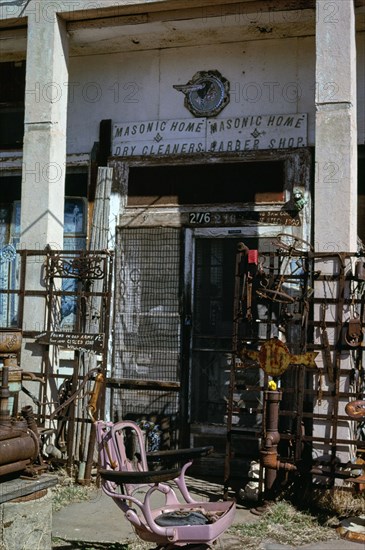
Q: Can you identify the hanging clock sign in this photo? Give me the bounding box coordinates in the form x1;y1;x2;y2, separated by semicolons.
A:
173;70;230;118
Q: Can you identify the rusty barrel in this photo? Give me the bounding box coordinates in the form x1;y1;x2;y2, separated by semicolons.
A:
0;424;39;477
0;330;22;353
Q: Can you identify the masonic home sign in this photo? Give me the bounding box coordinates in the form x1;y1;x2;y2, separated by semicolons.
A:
112;113;307;157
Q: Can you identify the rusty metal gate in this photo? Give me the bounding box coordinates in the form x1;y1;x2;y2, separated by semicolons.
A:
0;248;113;479
224;238;365;498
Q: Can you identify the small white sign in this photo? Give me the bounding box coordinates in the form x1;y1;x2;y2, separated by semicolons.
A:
207;113;307;152
112;114;307;157
112;118;206;156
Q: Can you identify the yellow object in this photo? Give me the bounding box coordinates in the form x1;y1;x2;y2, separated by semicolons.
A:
268;380;277;390
242;338;318;376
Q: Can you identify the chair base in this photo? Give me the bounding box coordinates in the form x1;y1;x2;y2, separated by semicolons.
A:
152;544;211;550
135;500;235;547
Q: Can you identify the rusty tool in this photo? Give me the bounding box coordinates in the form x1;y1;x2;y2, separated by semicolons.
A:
345;317;363;347
87;370;105;422
319;303;334;383
50;367;100;420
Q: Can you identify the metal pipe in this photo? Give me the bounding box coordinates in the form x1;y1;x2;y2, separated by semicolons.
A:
260;390;297;500
21;405;40;439
0;365;10;422
0;459;30;477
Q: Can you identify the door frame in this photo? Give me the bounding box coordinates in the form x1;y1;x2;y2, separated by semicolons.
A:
109;148;312;236
109;148;312;445
183;225;305;444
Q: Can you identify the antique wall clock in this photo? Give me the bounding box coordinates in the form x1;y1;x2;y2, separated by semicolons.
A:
173;70;230;118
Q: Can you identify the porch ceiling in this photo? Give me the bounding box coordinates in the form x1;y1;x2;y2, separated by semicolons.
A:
61;0;364;57
67;8;317;57
0;1;364;61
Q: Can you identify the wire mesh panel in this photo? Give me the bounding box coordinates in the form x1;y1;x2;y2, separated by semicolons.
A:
113;227;181;425
0;201;20;328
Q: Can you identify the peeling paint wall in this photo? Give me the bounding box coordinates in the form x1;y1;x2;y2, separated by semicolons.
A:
66;36;318;155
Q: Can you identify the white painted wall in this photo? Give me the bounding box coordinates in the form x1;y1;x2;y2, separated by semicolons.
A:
66;31;365;156
66;36;318;155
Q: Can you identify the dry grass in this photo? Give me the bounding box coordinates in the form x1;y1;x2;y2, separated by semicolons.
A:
310;487;365;518
51;471;364;549
230;500;338;549
51;470;97;513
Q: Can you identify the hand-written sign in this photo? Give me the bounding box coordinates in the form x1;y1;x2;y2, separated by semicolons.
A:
112;114;307;157
35;332;104;352
187;210;301;227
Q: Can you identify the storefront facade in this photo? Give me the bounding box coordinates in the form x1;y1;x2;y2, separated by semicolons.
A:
0;1;364;477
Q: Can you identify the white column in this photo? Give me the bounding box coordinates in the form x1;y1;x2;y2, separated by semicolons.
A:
21;12;68;251
19;11;69;394
315;0;357;252
313;0;358;470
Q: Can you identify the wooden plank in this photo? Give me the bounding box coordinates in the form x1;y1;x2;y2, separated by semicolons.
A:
107;377;180;391
35;331;104;352
64;1;317;25
0;475;58;505
68;14;148;31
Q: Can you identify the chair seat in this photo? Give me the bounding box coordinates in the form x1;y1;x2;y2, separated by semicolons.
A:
149;501;236;545
155;510;210;527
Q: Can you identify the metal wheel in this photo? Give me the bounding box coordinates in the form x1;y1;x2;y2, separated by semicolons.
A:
272;233;313;253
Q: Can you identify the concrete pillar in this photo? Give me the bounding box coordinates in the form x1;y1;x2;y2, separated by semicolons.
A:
18;11;69;393
313;0;358;470
315;0;357;252
21;12;69;251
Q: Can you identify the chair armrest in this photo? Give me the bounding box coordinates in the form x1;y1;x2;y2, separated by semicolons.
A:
99;467;181;484
146;445;214;464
